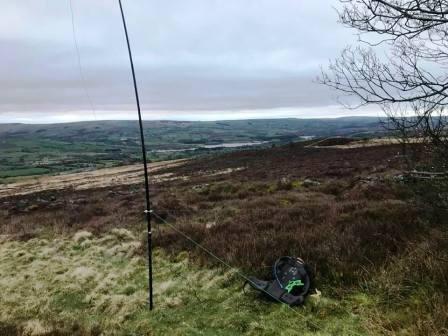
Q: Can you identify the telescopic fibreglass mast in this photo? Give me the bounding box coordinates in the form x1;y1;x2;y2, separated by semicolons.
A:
118;0;154;310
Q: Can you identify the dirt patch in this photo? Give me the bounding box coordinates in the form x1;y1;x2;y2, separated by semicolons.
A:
0;160;186;199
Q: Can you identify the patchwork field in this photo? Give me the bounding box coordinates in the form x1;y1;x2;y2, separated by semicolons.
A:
0;118;385;181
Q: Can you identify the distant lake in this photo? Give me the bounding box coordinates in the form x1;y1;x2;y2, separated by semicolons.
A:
154;141;268;153
201;141;268;148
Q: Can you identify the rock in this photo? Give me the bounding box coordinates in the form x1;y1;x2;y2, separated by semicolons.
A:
303;179;321;187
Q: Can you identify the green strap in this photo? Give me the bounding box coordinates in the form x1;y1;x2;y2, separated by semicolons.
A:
285;279;304;293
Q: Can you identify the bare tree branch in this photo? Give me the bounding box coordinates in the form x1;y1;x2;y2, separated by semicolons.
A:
321;0;448;169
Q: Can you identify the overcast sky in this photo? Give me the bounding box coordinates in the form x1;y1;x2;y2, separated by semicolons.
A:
0;0;382;123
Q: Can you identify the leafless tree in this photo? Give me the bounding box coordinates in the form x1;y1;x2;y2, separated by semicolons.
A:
321;0;448;170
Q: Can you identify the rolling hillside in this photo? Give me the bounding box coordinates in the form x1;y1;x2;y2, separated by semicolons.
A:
0;117;385;180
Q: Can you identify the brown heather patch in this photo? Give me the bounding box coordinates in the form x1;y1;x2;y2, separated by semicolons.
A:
154;189;426;286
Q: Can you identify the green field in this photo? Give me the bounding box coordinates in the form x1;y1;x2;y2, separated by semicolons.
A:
0;117;385;181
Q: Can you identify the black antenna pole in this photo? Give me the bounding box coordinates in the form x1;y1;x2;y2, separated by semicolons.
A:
118;0;153;310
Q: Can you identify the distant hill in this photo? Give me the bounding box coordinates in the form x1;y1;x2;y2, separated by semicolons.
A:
0;117;384;147
0;117;386;180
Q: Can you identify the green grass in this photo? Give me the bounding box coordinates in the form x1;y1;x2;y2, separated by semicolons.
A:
0;167;50;178
0;230;368;335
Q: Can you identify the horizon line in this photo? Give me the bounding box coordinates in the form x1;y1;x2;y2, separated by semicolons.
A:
0;115;385;125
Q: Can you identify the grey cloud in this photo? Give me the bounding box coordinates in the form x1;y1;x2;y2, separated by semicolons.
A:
0;0;361;122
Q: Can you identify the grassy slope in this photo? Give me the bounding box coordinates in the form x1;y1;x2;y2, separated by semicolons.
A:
0;230;366;336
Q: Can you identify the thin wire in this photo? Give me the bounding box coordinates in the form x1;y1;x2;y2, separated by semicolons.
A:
152;211;305;313
69;0;97;121
153;212;254;281
154;209;365;333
